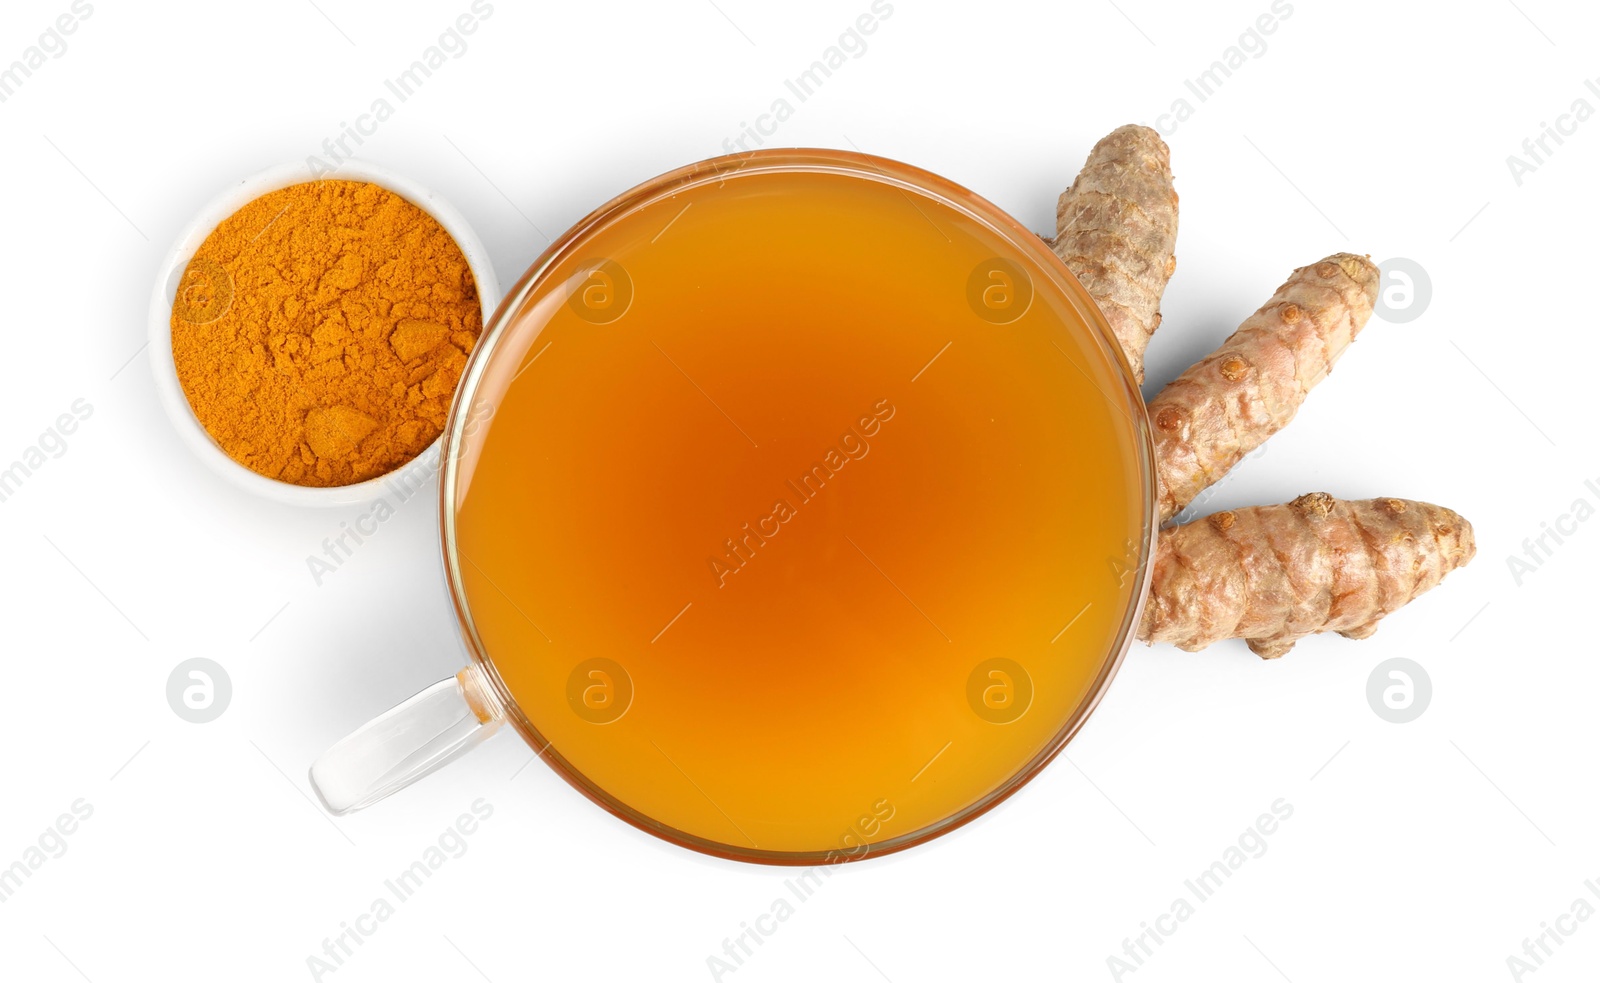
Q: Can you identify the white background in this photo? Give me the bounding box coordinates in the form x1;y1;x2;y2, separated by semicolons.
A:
0;0;1594;980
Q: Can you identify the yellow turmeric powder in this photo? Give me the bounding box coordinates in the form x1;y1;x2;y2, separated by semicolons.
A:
171;180;482;487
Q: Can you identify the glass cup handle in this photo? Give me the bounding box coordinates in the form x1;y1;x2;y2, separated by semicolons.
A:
310;665;504;815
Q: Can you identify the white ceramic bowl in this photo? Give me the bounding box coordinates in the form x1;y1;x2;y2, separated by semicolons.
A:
149;160;501;508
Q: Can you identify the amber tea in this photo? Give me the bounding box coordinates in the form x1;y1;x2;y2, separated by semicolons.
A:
446;153;1150;861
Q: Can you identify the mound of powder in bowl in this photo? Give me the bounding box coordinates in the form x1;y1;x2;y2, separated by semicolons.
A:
170;180;483;487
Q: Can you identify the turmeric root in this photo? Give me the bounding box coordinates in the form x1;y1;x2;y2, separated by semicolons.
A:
1053;124;1178;384
1137;493;1476;658
1049;124;1476;656
1149;253;1379;521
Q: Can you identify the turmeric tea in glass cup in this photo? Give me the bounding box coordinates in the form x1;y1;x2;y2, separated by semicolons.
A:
310;149;1157;865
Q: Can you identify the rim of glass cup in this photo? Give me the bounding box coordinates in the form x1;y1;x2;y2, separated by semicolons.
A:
436;148;1158;865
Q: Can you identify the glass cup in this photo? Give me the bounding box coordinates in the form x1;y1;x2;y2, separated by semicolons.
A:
310;149;1155;865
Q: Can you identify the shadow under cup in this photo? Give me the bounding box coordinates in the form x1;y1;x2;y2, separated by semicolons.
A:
328;149;1154;865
